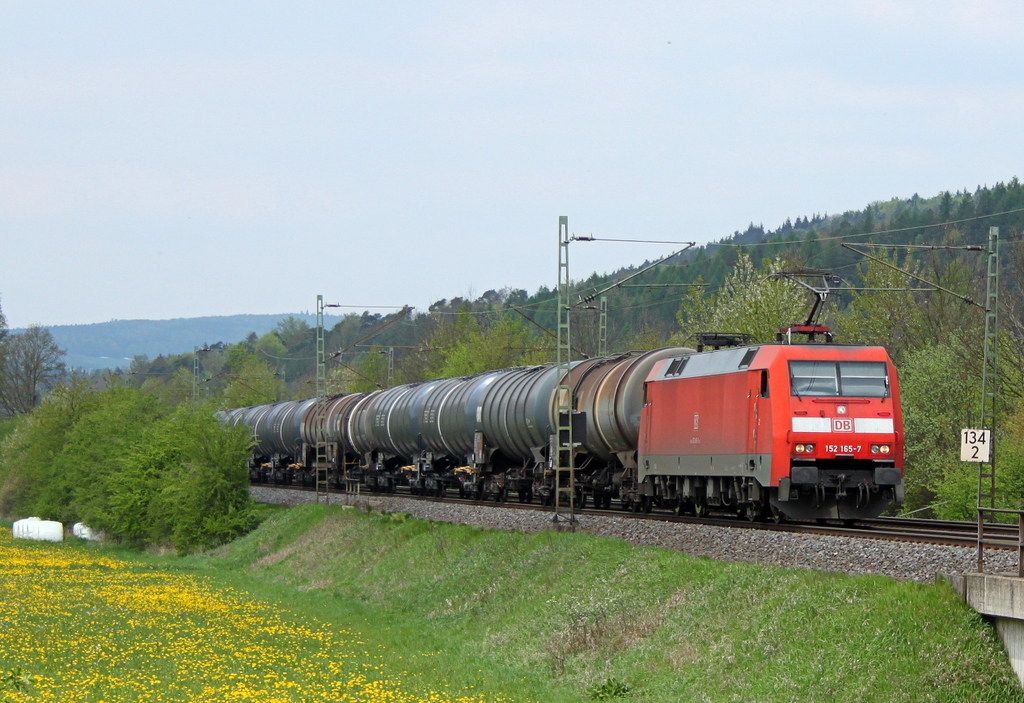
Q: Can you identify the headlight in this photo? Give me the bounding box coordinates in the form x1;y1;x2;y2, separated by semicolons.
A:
795;444;805;453
805;443;814;453
879;445;891;454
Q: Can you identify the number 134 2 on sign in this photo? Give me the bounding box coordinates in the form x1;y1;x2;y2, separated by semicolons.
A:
961;429;991;463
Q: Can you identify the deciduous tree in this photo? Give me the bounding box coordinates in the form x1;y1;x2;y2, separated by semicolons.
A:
0;326;67;414
350;346;390;393
673;252;807;343
833;249;925;364
427;313;546;378
222;354;282;407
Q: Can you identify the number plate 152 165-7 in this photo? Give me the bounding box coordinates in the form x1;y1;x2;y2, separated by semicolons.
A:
825;445;861;454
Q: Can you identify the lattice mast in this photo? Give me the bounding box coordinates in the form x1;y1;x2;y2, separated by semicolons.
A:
598;295;608;357
978;227;1000;509
554;216;577;528
315;294;330;503
192;346;200;403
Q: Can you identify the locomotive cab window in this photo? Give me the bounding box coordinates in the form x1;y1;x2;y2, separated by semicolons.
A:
789;361;888;398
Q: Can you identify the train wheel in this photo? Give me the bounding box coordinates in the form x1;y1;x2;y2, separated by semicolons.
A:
693;502;708;518
642;496;653;513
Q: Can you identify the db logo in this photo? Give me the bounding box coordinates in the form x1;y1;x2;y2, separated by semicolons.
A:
832;418;853;432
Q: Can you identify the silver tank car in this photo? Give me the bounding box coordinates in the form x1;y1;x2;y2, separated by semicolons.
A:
230;347;695;491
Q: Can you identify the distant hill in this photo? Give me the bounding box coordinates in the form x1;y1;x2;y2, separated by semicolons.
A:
15;314;345;371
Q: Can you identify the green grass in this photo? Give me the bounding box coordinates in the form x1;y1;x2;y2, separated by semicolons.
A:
168;503;1024;703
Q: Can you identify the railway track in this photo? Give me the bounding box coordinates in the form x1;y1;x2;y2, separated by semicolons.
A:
253;483;1019;551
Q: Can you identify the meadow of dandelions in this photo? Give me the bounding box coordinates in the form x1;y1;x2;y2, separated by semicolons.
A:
0;531;498;703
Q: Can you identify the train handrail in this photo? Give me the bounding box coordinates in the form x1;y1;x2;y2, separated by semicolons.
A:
977;507;1024;576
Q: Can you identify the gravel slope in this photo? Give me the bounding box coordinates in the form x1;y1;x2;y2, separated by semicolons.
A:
250;486;1014;583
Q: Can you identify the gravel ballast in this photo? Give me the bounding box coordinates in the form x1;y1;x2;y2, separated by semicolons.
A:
250;486;1014;583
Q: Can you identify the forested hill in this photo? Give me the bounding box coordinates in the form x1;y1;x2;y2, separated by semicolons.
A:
18;314;344;371
522;179;1024;351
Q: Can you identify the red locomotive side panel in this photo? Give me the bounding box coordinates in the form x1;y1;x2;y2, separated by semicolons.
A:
638;346;774;489
641;371;761;474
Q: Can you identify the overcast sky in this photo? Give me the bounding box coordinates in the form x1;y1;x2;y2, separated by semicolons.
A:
2;1;1022;328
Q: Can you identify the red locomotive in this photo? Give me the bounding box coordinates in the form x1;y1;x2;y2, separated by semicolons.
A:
638;340;903;520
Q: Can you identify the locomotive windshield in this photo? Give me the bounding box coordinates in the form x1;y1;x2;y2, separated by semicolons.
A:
789;360;888;398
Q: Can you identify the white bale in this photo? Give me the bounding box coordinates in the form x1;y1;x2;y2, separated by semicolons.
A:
13;518;63;542
35;521;63;542
72;523;101;541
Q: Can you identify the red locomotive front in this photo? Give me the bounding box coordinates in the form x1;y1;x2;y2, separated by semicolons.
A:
638;343;904;521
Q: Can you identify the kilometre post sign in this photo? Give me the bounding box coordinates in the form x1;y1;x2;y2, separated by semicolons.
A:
961;429;991;463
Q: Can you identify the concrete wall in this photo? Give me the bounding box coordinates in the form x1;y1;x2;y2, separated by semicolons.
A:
950;573;1024;686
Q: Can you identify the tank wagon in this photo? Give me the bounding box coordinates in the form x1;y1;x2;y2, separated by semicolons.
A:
225;340;904;521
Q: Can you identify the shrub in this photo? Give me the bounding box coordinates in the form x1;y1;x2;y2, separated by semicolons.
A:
0;381;257;553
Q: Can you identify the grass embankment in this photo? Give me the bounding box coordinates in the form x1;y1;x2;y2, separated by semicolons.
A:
2;504;1022;702
189;504;1021;703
